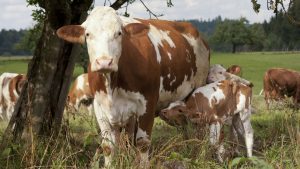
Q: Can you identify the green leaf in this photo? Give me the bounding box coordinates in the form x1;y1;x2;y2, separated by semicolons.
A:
2;147;11;157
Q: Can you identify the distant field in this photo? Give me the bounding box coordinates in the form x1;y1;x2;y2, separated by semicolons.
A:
0;56;84;80
1;52;300;94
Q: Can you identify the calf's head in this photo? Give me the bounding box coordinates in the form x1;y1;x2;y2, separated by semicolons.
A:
207;64;253;87
57;6;149;73
159;101;189;126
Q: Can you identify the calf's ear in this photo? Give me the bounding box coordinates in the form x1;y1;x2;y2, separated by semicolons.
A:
124;23;149;37
57;25;85;44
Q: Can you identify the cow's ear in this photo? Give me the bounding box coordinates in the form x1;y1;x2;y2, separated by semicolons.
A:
57;25;85;44
124;23;149;37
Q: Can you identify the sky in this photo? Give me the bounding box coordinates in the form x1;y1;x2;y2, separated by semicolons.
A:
0;0;275;30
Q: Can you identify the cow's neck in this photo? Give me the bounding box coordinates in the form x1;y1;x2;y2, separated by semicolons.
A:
102;72;119;95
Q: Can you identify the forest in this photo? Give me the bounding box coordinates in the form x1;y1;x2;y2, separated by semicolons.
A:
1;6;300;56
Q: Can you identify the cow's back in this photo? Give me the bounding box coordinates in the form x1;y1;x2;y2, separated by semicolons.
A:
267;68;300;95
121;19;210;110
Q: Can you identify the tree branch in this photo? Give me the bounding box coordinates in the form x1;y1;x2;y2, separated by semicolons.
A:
110;0;129;10
139;0;163;19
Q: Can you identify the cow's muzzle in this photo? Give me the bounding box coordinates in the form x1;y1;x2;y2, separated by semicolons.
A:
92;58;118;73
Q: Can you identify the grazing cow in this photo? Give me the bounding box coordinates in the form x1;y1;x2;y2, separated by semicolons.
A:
159;80;253;162
67;73;93;115
207;64;252;87
0;73;26;120
263;68;300;109
227;65;242;76
57;6;210;167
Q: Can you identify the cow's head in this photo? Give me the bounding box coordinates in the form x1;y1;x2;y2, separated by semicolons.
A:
159;101;189;126
207;64;253;87
57;6;149;73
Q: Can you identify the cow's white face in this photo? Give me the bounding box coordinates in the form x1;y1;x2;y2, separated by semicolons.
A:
207;64;227;83
82;7;123;72
57;6;150;73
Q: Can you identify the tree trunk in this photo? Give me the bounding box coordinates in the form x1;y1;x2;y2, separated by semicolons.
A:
232;43;237;53
1;0;93;155
1;0;130;166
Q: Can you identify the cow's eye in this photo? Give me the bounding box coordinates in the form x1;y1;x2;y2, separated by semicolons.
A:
86;33;90;37
118;31;122;36
219;72;222;74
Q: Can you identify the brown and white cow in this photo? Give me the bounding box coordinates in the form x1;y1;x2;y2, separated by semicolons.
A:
67;73;93;115
207;64;252;87
227;65;242;76
0;73;26;120
159;80;253;162
263;68;300;109
57;6;210;167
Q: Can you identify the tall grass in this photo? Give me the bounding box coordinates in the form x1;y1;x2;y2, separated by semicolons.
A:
0;52;300;168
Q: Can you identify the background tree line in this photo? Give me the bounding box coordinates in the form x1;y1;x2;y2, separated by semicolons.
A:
1;10;299;57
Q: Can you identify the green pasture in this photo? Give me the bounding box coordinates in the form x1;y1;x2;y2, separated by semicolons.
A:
0;52;300;168
1;52;300;94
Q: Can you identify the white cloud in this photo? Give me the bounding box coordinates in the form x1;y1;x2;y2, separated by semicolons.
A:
0;0;275;30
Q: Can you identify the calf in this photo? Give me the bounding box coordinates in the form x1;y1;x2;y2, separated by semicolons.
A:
67;73;93;115
159;80;253;162
0;73;26;120
263;68;300;109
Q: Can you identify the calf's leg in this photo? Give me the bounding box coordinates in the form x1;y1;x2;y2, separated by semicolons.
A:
240;110;253;157
209;122;224;162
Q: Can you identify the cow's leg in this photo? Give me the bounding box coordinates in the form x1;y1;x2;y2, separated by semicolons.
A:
231;114;246;155
135;96;156;168
87;104;93;116
239;110;253;157
125;116;137;143
93;99;120;167
293;87;300;109
209;122;224;162
264;91;271;110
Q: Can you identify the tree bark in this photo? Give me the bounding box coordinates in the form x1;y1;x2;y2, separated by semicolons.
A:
1;0;93;152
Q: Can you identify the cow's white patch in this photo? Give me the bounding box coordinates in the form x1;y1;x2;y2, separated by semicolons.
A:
148;25;175;63
182;34;209;88
136;128;148;139
164;100;186;110
234;91;246;114
170;76;177;86
82;7;123;72
157;75;193;110
76;74;85;90
193;82;225;108
167;52;172;60
94;88;147;126
120;16;141;26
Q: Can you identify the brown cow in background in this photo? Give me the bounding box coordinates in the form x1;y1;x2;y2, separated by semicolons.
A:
263;68;300;109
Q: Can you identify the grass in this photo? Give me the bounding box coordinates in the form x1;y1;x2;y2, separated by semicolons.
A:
0;52;300;168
